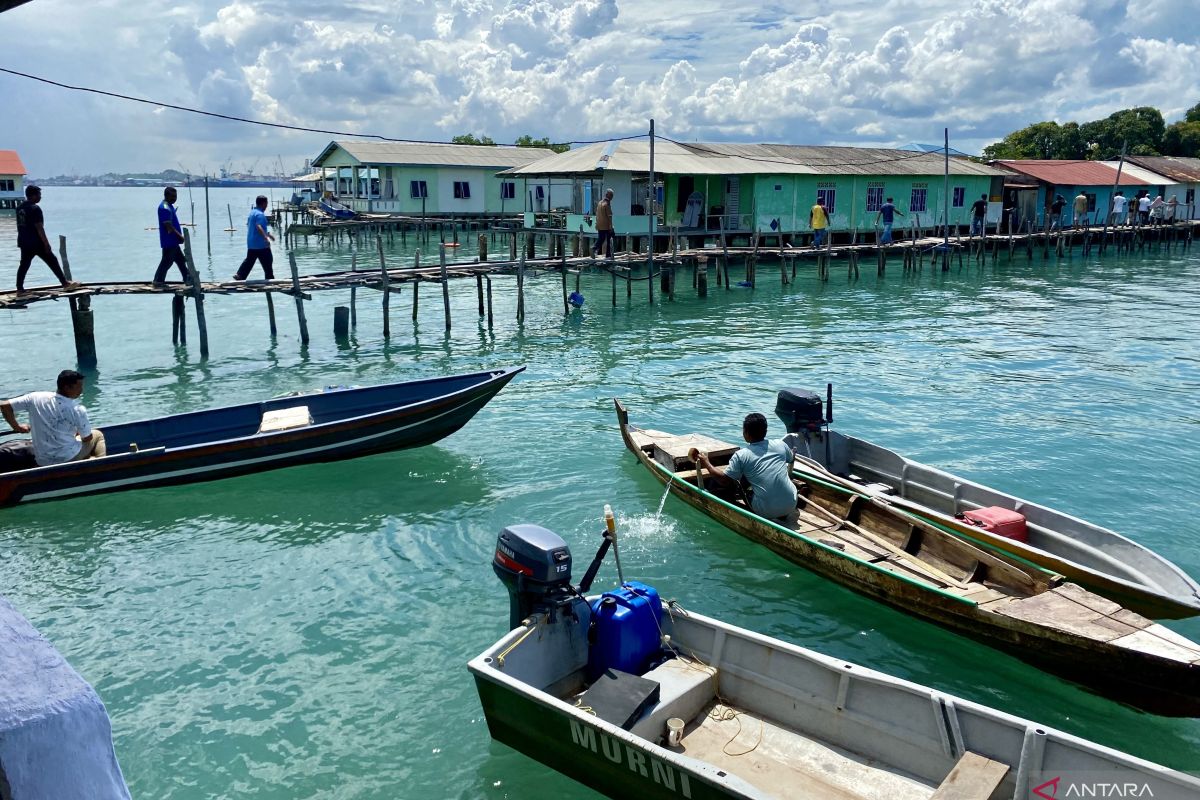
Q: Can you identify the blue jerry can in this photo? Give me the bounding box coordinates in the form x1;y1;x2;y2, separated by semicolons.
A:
587;581;662;680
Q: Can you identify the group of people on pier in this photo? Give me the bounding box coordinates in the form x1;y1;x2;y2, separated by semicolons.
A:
10;185;278;294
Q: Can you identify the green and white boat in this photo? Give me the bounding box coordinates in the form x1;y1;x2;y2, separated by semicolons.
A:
469;521;1200;800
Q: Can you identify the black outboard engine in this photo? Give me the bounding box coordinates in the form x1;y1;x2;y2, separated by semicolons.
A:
775;387;826;433
493;524;574;629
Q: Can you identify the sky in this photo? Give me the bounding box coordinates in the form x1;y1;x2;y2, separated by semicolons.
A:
1;0;1198;176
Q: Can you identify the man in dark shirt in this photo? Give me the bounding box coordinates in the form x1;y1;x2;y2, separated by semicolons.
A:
1049;194;1066;230
875;196;904;244
969;194;988;236
153;186;189;286
15;186;76;294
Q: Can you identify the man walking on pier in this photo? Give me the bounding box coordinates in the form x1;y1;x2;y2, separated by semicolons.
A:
875;197;903;244
153;187;189;286
591;188;615;258
233;195;275;281
14;185;78;295
969;194;987;236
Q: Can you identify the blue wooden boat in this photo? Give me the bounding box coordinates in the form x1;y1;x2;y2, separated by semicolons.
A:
319;199;357;220
0;367;522;506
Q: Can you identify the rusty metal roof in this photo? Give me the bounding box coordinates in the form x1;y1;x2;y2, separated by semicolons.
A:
312;141;556;169
1126;156;1200;183
504;140;1009;177
996;160;1146;187
0;150;27;175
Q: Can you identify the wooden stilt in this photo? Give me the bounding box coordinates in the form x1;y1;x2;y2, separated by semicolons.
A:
333;306;350;337
181;229;210;358
439;243;451;330
172;294;186;345
288;251;310;346
476;273;485;316
349;234;358;328
57;236;97;367
485;275;494;328
517;237;526;323
266;291;277;337
375;234;390;338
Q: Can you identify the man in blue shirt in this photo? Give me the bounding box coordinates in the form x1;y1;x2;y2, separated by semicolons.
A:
153;186;189;286
875;196;904;244
233;195;275;280
693;413;797;520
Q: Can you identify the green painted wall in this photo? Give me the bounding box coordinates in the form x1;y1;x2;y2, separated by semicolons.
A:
663;172;995;232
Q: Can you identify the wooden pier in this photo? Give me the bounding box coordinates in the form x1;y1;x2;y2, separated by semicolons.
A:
2;219;1195;366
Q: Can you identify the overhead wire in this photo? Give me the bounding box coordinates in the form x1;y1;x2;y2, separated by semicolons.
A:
0;66;643;149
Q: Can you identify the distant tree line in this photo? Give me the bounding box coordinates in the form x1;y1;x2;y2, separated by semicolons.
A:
451;133;571;153
981;103;1200;161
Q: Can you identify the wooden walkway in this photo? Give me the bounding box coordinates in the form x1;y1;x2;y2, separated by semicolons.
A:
3;219;1195;366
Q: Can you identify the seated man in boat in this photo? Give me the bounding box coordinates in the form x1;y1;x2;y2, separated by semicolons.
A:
1;370;107;466
693;413;797;519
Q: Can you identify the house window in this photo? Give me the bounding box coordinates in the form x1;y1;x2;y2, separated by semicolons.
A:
774;184;783;191
865;184;884;213
501;181;516;199
1085;193;1097;212
910;184;928;213
816;183;837;215
410;180;428;199
0;179;13;192
454;181;471;199
952;187;965;207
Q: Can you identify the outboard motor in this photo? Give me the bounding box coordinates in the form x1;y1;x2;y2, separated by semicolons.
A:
775;387;826;433
493;524;574;629
776;384;834;468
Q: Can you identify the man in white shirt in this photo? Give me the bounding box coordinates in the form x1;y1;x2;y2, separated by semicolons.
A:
1;370;106;466
1138;193;1152;224
1111;191;1128;225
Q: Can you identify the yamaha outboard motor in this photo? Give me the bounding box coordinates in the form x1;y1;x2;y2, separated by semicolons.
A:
493;524;574;629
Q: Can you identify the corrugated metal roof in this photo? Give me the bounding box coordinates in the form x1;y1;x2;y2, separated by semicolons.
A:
504;140;1008;177
312;140;556;169
0;150;27;175
1126;156;1200;183
996;160;1145;187
1098;161;1178;185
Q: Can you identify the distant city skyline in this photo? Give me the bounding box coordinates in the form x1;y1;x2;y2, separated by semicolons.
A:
2;0;1197;175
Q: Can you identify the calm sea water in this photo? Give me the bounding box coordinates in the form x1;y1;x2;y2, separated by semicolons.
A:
2;187;1199;798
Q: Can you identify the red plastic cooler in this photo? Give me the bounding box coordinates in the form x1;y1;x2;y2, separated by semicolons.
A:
960;506;1028;542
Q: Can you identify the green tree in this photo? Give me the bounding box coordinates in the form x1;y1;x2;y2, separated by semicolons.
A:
1080;107;1164;159
515;134;570;153
981;121;1087;160
452;133;496;146
1163;121;1200;157
1185;102;1200;124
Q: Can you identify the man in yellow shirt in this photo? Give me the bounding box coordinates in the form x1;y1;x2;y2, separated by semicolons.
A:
810;199;829;247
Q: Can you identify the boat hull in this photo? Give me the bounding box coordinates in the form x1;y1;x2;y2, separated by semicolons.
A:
474;673;736;800
614;401;1200;715
807;430;1200;619
0;368;522;506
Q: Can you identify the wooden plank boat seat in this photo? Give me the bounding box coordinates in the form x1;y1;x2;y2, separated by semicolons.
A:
628;656;718;743
258;405;313;434
929;751;1009;800
651;434;739;471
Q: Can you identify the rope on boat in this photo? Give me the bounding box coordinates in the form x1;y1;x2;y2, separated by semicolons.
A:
495;619;540;667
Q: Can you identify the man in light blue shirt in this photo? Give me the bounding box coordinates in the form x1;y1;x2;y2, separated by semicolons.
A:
232;195;275;280
694;413;797;519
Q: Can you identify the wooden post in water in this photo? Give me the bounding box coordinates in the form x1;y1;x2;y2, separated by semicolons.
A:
478;233;487;263
265;291;277;337
287;251;310;345
204;176;211;256
611;264;617;306
561;264;570;314
57;236;97;367
698;256;708;296
181;228;210;357
439;243;451;330
510;231;517;260
719;217;730;290
333;306;350;337
517;236;527;323
349;232;358;328
172;295;187;345
376;234;390;338
476;273;485;316
485;275;494;329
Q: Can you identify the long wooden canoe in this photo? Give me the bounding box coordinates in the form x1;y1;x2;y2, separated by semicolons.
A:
0;367;523;506
787;427;1200;620
472;587;1200;800
615;399;1200;716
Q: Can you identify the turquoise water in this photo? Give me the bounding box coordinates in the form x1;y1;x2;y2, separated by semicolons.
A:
1;187;1199;798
